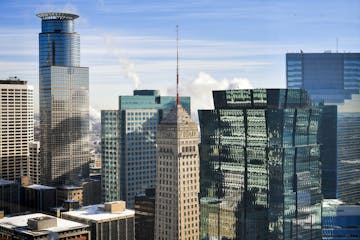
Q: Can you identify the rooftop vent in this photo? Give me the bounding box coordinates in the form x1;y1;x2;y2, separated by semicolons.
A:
102;201;126;213
28;217;57;230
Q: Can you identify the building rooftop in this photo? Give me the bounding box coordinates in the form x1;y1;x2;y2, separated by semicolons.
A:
0;179;16;186
323;199;360;216
134;89;160;96
0;77;27;85
0;213;87;236
36;12;79;20
57;185;83;190
24;184;56;190
62;203;135;222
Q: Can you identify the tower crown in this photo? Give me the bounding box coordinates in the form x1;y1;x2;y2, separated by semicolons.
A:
36;12;79;20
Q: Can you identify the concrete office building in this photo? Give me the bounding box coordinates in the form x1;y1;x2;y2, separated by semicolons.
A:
62;201;135;240
286;52;360;202
199;89;322;240
155;104;200;240
101;90;190;207
0;78;34;181
0;213;90;239
37;12;90;186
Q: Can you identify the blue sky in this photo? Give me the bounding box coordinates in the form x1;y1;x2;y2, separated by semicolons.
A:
0;0;359;116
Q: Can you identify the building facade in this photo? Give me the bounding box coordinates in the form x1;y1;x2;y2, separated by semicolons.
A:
101;90;190;207
0;179;20;215
62;201;135;240
155;105;200;240
37;12;89;186
286;52;360;202
20;184;56;213
29;141;40;184
322;199;360;239
57;185;83;206
199;89;322;240
0;79;34;181
135;188;155;240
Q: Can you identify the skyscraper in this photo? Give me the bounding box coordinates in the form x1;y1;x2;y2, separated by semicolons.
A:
37;12;89;186
101;90;190;207
155;104;200;240
0;78;34;181
286;52;360;202
199;89;322;240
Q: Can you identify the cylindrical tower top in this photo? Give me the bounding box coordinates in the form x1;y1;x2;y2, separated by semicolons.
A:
36;12;79;20
37;12;78;33
37;12;80;67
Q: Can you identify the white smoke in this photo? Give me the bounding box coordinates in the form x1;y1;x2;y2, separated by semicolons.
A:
103;34;141;89
89;106;101;120
119;58;140;89
168;72;253;120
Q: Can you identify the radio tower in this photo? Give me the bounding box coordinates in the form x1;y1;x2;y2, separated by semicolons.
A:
176;25;180;106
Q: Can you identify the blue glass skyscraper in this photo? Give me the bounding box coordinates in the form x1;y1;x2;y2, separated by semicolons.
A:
286;52;360;202
37;13;89;186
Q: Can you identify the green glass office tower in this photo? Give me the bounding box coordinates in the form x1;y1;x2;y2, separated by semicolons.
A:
101;90;190;208
37;13;89;186
199;89;322;240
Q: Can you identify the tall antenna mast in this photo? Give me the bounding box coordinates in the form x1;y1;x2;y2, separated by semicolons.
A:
176;25;179;106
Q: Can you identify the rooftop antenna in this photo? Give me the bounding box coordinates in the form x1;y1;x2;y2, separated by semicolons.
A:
176;25;179;106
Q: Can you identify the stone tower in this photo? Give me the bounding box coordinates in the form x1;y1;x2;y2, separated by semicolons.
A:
155;104;200;240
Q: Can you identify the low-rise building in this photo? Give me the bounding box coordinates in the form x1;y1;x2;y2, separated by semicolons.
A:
57;185;83;206
21;184;56;213
62;201;135;240
0;179;20;214
0;213;90;239
82;178;101;206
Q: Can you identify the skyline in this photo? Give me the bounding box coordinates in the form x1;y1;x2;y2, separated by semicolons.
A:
0;0;359;118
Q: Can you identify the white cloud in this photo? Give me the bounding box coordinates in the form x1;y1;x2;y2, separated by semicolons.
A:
167;72;253;120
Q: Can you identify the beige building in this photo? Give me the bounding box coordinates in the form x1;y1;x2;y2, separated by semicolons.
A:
0;78;34;181
155;105;200;240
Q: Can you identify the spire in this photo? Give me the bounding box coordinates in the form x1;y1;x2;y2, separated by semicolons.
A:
176;25;179;106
